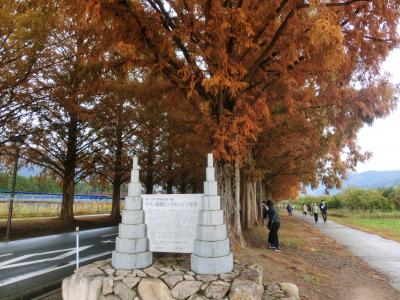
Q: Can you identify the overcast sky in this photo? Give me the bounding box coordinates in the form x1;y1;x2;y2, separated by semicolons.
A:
356;48;400;172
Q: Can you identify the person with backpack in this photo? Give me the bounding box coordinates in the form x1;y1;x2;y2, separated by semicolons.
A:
266;200;281;251
286;202;293;216
319;200;328;223
312;203;319;223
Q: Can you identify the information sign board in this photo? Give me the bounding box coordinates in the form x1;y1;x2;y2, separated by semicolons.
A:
142;194;202;253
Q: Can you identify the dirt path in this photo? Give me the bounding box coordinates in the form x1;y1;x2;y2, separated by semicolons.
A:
236;215;400;300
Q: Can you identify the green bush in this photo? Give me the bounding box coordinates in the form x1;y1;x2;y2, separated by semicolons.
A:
296;186;398;212
384;186;400;210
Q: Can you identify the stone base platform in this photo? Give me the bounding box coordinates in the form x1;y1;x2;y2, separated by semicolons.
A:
63;255;298;300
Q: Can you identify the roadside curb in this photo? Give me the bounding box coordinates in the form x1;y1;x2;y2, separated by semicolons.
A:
1;280;61;300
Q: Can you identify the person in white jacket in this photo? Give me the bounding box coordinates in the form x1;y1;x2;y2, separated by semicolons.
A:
312;203;319;223
302;203;308;216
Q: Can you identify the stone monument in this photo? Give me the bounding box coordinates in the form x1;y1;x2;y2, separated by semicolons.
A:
112;156;152;269
112;153;232;275
190;153;233;274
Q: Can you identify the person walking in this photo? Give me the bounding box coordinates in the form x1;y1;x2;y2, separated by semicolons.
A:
312;203;319;223
267;200;281;251
302;203;308;216
319;200;328;223
262;201;269;227
286;202;293;216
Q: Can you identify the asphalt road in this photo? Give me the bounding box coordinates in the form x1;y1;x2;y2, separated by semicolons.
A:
296;212;400;292
0;226;118;300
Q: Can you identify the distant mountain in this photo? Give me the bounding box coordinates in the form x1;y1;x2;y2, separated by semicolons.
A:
306;170;400;196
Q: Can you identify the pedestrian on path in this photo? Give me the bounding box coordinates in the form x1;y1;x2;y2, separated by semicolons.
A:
319;200;328;223
302;203;308;216
312;203;319;222
267;200;281;251
286;202;293;216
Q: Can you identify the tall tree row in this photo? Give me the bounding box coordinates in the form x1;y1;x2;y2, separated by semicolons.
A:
72;0;399;243
1;0;399;241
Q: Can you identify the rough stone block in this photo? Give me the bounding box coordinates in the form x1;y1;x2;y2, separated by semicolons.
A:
138;278;174;300
229;278;263;300
196;224;227;241
198;210;224;226
124;196;142;210
206;167;215;182
190;252;233;274
130;169;139;183
193;239;230;257
128;182;142;196
122;210;144;225
62;274;103;300
203;181;218;196
201;196;221;210
118;223;146;239
112;251;152;269
115;237;147;253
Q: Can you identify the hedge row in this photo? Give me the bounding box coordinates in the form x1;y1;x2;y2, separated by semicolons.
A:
297;186;400;211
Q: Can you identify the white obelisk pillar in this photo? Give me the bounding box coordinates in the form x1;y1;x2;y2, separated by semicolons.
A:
191;153;233;274
112;156;152;269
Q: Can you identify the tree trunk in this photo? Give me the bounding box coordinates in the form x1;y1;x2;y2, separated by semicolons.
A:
60;114;78;221
111;127;123;220
240;151;261;229
167;177;173;194
179;172;187;194
144;140;155;193
216;161;246;247
111;178;121;220
257;181;265;222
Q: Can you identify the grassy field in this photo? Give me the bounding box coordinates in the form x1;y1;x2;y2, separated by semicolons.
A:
0;201;114;218
329;210;400;243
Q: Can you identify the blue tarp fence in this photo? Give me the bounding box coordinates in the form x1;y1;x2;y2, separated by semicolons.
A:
0;191;112;202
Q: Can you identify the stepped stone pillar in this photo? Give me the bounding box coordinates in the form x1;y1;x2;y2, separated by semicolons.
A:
112;156;152;269
191;153;233;274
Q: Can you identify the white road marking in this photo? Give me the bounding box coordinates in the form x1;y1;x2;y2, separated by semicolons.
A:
0;246;93;269
101;233;118;238
0;253;12;258
0;251;112;287
101;239;115;244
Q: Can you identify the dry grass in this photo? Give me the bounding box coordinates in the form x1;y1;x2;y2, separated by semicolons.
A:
330;216;400;243
0;201;112;219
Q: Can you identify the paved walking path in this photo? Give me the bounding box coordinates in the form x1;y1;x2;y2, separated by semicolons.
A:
296;213;400;292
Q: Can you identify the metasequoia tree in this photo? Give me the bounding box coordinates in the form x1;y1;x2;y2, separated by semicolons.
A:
73;0;399;243
157;94;209;194
25;11;106;221
134;77;172;194
134;74;207;194
241;81;397;228
0;0;55;145
93;69;140;220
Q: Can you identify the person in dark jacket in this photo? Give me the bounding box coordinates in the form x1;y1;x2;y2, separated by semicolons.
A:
319;200;328;223
286;202;293;216
266;200;281;251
